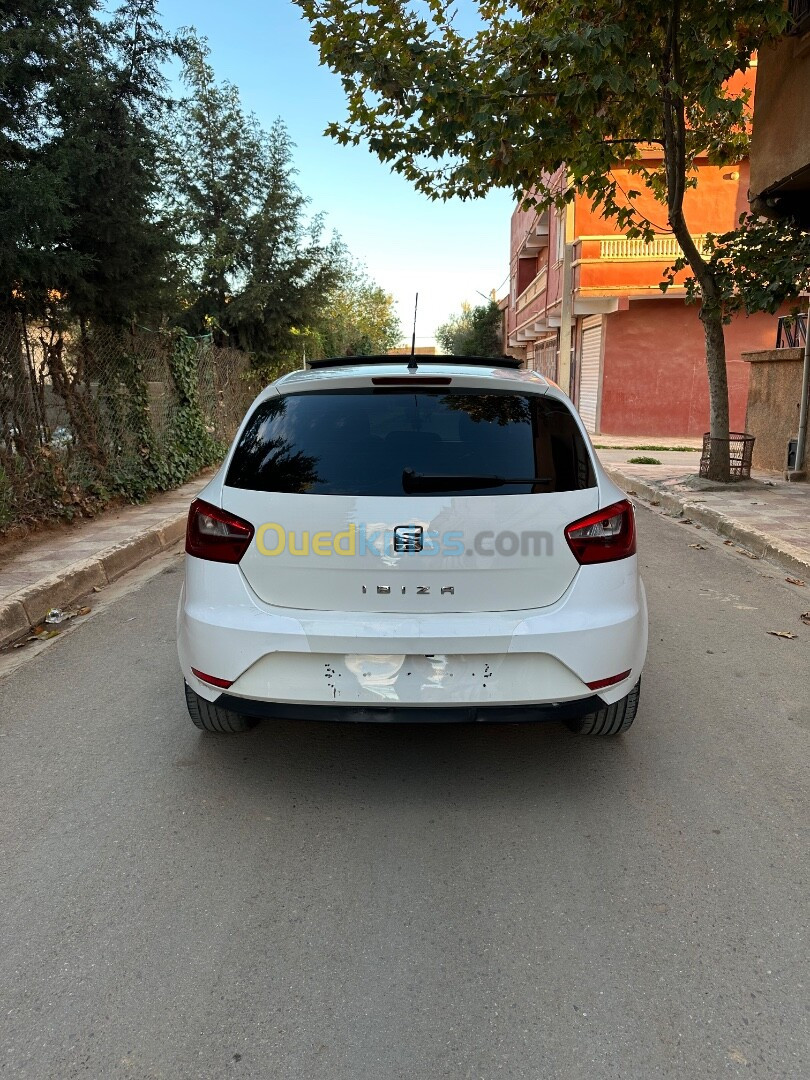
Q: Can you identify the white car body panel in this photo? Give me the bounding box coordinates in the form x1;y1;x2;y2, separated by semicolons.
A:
177;360;647;720
177;557;647;708
226;487;598;613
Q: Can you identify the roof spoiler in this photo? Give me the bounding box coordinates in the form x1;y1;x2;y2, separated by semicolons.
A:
308;354;523;371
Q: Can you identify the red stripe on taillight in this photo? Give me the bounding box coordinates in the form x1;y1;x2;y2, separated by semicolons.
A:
185;498;254;564
191;667;233;689
586;669;632;691
565;499;636;564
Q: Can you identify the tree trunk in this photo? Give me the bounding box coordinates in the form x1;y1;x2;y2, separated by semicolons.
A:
699;297;731;482
661;0;731;482
667;216;732;481
1;313;40;459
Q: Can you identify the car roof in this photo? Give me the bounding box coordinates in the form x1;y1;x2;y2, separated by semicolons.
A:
273;357;552;393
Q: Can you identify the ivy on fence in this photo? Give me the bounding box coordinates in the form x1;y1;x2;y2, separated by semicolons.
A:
0;318;255;531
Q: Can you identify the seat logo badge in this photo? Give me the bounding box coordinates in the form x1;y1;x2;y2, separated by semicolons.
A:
393;525;423;553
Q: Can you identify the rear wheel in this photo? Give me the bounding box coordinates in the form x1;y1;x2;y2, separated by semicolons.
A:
567;680;640;736
184;682;257;733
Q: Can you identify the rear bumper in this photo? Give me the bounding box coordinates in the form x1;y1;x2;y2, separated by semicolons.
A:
178;555;647;713
214;695;607;725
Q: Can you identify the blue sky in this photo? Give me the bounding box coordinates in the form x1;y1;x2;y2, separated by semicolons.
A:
157;0;514;346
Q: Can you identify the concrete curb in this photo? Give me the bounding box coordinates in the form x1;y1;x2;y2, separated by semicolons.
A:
606;467;810;579
0;511;187;649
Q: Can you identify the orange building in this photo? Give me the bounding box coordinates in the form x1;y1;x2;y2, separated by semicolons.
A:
504;75;784;437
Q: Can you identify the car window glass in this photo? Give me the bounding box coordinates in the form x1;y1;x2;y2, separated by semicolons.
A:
225;388;596;496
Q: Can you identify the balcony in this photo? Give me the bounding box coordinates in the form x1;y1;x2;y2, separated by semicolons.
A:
574;233;713;295
596;234;710;260
776;312;807;348
517;211;550;256
515;265;548;314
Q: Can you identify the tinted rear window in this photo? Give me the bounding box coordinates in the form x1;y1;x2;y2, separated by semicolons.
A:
225;388;595;496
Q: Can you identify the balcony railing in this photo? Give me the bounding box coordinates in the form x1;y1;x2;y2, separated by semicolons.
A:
598;234;710;260
776;313;808;348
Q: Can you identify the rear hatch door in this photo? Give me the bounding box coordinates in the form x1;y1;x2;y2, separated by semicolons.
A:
223;385;598;613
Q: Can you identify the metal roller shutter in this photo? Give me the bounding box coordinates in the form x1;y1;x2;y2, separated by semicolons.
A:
578;316;602;433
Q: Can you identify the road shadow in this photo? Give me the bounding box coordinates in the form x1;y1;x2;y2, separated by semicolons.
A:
168;694;643;819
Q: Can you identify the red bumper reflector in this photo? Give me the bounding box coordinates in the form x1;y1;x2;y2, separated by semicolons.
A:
586;669;632;691
191;667;233;689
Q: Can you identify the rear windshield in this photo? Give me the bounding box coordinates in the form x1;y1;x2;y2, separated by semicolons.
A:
225;388;595;496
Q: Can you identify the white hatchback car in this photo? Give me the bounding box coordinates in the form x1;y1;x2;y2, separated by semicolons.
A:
178;356;647;735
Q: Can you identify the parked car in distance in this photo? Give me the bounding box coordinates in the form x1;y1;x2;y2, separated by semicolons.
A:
178;355;647;734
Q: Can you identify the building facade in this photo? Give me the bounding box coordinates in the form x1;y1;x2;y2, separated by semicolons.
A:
743;3;810;475
504;93;784;437
749;1;810;227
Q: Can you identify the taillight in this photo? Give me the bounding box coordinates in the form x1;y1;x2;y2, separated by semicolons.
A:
185;498;254;563
565;499;636;564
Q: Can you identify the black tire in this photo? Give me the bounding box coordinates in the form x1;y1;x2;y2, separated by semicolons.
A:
184;682;257;733
567;680;640;736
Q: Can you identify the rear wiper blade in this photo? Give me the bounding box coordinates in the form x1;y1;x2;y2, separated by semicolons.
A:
402;468;551;492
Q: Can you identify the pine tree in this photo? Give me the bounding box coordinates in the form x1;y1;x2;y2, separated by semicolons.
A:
163;40;264;331
166;43;346;364
1;1;185;325
0;1;97;313
224;120;346;362
50;0;184;326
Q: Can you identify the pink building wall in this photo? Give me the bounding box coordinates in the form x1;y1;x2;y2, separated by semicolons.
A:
599;299;784;437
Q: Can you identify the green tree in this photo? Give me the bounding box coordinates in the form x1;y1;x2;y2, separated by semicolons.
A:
296;0;791;480
166;42;345;366
312;262;402;357
436;298;502;356
51;0;184;326
669;213;810;320
0;1;100;454
163;41;265;330
0;0;184;326
0;1;98;313
223;121;346;364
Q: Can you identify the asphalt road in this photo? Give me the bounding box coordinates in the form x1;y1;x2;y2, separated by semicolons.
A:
1;507;808;1080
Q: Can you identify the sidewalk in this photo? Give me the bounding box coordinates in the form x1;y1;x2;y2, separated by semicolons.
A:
601;456;810;579
0;475;210;648
593;433;703;450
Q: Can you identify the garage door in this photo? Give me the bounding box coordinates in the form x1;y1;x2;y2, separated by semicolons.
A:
578;316;602;433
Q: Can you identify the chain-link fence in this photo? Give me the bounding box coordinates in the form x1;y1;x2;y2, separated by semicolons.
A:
0;316;259;531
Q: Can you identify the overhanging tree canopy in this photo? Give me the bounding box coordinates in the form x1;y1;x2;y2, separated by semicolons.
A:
296;0;795;480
